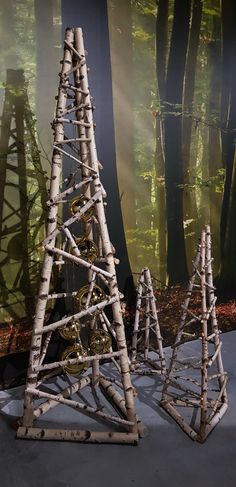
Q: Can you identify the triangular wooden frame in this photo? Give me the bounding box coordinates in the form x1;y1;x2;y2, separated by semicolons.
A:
17;28;141;445
160;226;228;442
130;267;166;376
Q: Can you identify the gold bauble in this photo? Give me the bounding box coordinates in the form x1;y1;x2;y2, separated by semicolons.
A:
61;343;88;377
59;320;81;341
73;236;98;263
69;195;94;221
75;284;106;311
89;330;112;355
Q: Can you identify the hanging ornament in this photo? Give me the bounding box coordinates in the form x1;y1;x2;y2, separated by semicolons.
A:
89;329;112;355
61;343;88;377
69;195;94;221
59;319;81;341
73;236;98;263
75;284;106;311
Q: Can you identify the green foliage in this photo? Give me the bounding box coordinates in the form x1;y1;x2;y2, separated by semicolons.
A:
0;0;61;322
0;0;36;110
178;168;225;193
202;6;221;17
133;27;153;42
131;0;157;17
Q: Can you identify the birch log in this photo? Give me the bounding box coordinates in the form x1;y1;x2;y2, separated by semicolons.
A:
19;27;139;442
73;28;137;432
22;28;75;427
17;428;139;444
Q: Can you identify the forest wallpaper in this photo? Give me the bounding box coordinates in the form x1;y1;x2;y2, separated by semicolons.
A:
0;0;236;386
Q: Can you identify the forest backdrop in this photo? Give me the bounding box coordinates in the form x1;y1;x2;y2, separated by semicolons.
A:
0;0;236;364
109;0;236;295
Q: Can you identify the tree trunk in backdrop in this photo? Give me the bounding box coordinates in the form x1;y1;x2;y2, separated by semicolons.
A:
220;0;234;166
219;1;236;293
208;8;222;272
220;0;236;257
155;0;169;283
164;0;191;285
220;149;236;293
156;0;169;101
199;124;210;226
182;0;202;270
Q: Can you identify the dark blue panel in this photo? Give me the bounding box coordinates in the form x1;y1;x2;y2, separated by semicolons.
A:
61;0;131;288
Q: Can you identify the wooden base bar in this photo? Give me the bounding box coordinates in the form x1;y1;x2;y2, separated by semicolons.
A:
16;427;139;445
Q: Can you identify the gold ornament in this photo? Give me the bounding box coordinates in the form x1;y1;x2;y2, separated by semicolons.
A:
59;320;81;341
73;236;98;263
61;343;88;377
75;284;106;311
89;329;112;355
69;195;94;221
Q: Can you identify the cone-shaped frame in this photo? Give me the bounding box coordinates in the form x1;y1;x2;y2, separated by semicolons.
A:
17;28;141;445
130;267;166;376
160;225;228;442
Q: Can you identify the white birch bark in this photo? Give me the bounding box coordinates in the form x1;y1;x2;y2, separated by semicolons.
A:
19;27;139;443
22;28;75;427
73;28;137;431
160;226;228;442
131;268;165;374
17;427;138;444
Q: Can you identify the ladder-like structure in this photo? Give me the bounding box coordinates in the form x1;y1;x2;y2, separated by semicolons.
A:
160;225;228;442
0;69;48;321
130;267;166;376
17;28;140;445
